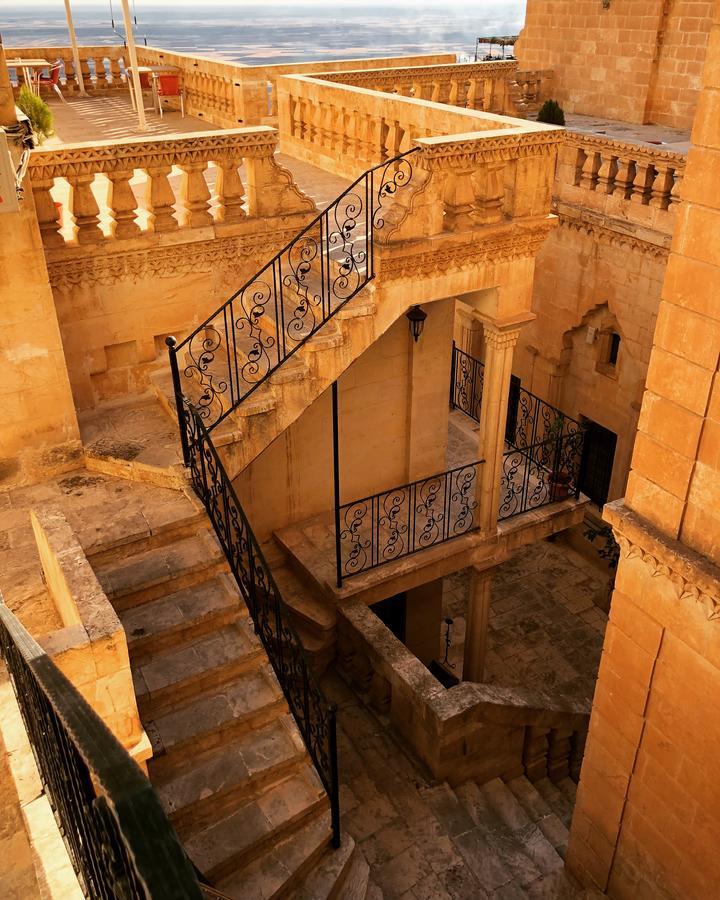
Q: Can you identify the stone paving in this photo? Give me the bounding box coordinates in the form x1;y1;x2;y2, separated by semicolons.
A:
442;410;607;704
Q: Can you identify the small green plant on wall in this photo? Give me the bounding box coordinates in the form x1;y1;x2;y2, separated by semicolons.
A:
537;99;566;126
16;86;54;142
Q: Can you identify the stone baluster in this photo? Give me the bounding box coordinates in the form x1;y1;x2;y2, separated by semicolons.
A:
649;164;675;210
670;169;684;207
31;178;64;247
66;174;103;243
473;160;505;224
466;79;478;109
431;80;441;103
79;54;92;86
106;170;140;239
547;726;574;781
145;165;179;232
613;157;635;199
411;80;423;100
179;162;212;228
579;150;601;190
483;78;493;112
108;56;122;83
448;79;459;106
631;160;655;204
339;108;352;155
215;157;246;223
383;120;401;161
523;725;551;781
569;727;587;782
596;153;618;193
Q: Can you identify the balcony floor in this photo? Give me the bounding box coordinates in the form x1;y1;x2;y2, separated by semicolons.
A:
565;112;690;153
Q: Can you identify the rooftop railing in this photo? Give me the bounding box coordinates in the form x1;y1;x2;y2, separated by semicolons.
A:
0;597;204;900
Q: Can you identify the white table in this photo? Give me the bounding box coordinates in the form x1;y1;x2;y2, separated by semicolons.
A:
7;58;50;96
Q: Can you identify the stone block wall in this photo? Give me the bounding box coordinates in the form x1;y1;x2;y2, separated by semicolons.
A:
567;6;720;894
516;0;712;129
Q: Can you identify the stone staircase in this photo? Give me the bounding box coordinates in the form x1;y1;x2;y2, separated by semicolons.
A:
87;506;367;898
422;774;600;898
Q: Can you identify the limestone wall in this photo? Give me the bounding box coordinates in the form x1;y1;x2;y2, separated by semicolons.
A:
236;299;454;541
567;6;720;894
516;0;712;129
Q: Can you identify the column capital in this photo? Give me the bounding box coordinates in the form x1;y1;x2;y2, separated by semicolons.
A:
481;322;523;351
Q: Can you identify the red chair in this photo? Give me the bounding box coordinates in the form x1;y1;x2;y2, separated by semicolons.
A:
36;63;65;103
156;74;184;118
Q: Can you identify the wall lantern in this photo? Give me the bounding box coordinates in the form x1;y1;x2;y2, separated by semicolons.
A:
406;305;427;342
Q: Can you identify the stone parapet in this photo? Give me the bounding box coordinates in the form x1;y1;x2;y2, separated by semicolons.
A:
28;126;315;248
337;597;589;786
6;45;127;96
29;507;151;770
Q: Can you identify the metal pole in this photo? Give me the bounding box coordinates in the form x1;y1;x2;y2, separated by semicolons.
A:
119;0;146;132
332;382;343;589
63;0;85;94
166;337;189;466
328;704;341;848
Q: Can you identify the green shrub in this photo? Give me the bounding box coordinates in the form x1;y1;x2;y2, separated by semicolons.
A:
16;86;54;140
537;99;566;126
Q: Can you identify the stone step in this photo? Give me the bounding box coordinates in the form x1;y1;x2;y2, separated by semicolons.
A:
451;780;544;891
271;563;337;639
134;620;265;720
146;663;287;780
156;714;308;836
479;778;564;876
557;776;578;805
506;776;570;860
95;530;228;610
294;834;368;900
121;574;240;663
84;491;205;565
216;809;332;900
534;778;575;830
184;769;328;884
421;782;520;894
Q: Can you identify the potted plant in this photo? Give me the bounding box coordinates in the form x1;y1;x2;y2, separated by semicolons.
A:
537;99;566;126
16;85;54;144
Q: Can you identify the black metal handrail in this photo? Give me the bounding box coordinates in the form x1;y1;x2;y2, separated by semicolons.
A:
0;598;202;900
176;403;340;847
450;341;484;422
337;460;483;581
449;343;585;519
171;149;418;437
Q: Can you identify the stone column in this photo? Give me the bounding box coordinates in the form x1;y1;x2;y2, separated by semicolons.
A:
476;322;522;533
0;39;17;125
463;566;492;682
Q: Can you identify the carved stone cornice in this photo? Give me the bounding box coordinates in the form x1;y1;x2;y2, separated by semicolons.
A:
416;128;565;167
376;222;554;280
555;203;672;258
605;500;720;621
29;128;278;179
312;60;518;87
566;131;687;168
47;227;301;290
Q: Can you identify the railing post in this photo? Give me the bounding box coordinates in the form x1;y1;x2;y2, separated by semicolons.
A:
450;341;457;408
328;704;341;849
166;336;190;467
332;382;343;588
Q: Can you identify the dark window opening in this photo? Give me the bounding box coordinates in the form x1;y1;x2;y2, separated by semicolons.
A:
579;418;617;507
370;592;406;643
607;332;621;366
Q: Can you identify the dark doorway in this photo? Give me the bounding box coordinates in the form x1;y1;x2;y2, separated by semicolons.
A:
579;419;617;507
505;374;522;444
370;592;406;642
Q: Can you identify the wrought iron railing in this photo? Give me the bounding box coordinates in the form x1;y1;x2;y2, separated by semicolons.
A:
172;150;417;435
0;598;202;900
166;151;420;849
336;461;483;581
450;341;484;422
449;344;585;519
176;402;340;847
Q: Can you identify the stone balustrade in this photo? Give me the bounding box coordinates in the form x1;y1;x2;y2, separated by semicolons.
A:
312;60;519;115
557;132;686;235
27;126;314;247
7;45;127;93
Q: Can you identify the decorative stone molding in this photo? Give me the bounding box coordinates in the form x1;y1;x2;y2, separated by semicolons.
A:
28;128;279;180
46;226;303;289
377;223;554;280
605;500;720;621
482;321;524;350
312;60;519;86
556;204;671;258
566;131;688;168
416;128;565;167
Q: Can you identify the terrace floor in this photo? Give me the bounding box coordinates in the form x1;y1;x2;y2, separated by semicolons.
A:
565;112;691;153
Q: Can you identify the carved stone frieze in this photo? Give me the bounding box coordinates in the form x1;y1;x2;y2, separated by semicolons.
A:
556;206;671;258
377;223;553;279
312;60;519;87
47;227;301;290
29;128;279;179
605;500;720;622
416;129;565;167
